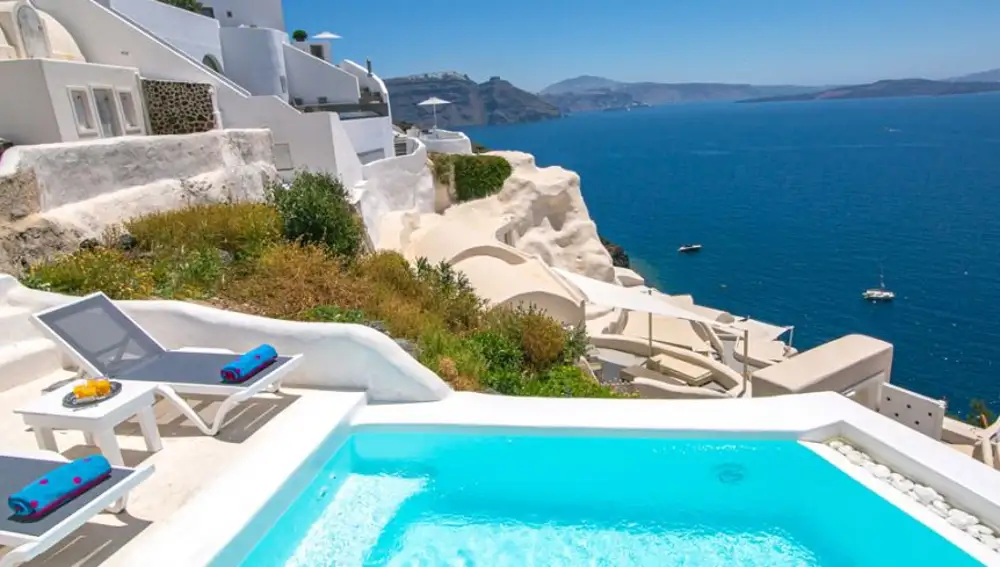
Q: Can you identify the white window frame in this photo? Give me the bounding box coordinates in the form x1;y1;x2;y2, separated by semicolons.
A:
89;84;124;138
115;88;142;133
66;86;98;136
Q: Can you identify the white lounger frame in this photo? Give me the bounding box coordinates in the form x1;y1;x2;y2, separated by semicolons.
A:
30;294;304;436
0;451;153;567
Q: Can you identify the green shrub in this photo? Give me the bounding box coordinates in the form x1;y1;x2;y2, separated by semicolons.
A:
126;203;280;260
452;155;512;202
292;29;308;42
522;365;617;398
157;0;203;12
471;330;524;374
24;248;154;299
429;154;513;203
519;313;566;369
269;171;364;259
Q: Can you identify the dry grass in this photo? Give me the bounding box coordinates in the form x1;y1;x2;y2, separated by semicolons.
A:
126;202;281;259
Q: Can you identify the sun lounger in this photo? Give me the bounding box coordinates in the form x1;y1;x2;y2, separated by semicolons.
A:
31;292;303;436
0;451;152;567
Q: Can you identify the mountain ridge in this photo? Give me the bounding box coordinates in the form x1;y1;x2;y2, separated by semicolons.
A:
386;74;560;128
539;75;822;112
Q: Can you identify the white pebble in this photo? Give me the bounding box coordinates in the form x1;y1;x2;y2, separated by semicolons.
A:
948;509;976;529
913;485;941;505
889;472;905;483
857;451;873;462
872;465;891;479
828;440;845;450
846;452;866;465
892;478;915;493
932;500;950;512
838;445;855;455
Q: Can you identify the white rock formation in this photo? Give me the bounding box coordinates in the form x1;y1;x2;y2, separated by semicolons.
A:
395;150;615;282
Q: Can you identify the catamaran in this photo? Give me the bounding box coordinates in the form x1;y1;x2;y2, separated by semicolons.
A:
863;268;895;302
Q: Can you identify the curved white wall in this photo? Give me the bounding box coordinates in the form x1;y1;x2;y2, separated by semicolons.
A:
420;130;473;155
358;138;434;244
0;276;452;403
220;26;287;98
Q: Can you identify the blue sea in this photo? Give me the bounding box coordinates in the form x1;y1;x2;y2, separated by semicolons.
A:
464;94;1000;412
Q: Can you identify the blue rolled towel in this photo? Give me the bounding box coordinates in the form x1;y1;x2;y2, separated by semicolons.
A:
8;455;112;518
221;344;278;383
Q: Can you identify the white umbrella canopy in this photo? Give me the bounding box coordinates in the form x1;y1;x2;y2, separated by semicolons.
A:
313;31;341;40
417;97;451;129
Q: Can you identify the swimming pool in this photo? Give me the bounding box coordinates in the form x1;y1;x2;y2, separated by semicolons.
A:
221;431;982;566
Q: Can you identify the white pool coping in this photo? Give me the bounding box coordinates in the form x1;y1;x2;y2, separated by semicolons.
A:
129;391;1000;566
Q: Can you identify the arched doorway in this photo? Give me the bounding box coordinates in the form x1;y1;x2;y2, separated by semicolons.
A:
16;4;49;59
202;54;223;74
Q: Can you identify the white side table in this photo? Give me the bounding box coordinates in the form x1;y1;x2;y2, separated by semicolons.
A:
14;381;163;466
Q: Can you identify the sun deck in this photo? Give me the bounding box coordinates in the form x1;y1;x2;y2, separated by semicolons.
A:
0;369;364;567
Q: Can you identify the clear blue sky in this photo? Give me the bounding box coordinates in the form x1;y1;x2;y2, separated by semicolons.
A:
284;0;1000;92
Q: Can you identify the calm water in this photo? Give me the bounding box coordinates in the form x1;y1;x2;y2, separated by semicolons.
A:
464;95;1000;412
238;432;978;566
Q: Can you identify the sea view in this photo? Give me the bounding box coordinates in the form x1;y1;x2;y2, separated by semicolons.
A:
464;93;1000;413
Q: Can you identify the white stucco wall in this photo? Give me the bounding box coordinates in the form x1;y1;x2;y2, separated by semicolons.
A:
340;116;394;159
0;59;145;145
0;129;276;212
220;27;287;99
282;42;359;105
200;0;285;31
358;139;434;244
0;60;59;145
0;276;452;403
107;0;223;71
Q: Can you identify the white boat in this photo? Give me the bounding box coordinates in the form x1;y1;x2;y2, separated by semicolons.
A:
678;244;702;253
863;268;895;302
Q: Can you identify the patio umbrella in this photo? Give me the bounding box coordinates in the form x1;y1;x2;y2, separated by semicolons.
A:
417;97;451;130
312;31;342;40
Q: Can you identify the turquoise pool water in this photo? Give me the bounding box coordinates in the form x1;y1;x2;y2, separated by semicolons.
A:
232;432;980;566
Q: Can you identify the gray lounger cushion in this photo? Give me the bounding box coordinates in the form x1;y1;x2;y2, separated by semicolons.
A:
116;351;295;387
1;456;134;538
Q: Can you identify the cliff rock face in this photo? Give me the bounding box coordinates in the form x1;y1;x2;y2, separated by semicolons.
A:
439;152;615;282
386;72;561;128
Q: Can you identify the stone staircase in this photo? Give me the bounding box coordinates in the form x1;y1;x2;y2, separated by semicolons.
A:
394;137;409;157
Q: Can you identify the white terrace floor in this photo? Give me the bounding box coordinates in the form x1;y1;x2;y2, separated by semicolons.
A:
0;368;364;567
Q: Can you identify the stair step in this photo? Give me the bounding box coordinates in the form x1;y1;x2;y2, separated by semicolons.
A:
0;306;39;343
0;339;63;393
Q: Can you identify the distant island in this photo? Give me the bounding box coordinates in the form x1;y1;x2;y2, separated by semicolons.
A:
739;78;1000;103
386;72;561;128
950;68;1000;83
539;75;821;113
